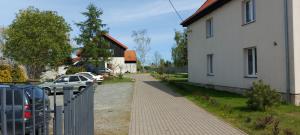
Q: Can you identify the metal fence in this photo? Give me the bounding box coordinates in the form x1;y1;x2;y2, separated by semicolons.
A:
0;84;95;135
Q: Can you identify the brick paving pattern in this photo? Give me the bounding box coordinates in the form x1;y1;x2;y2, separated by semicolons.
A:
129;74;247;135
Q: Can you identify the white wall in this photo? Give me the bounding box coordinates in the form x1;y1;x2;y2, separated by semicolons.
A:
188;0;287;93
124;63;137;73
291;0;300;94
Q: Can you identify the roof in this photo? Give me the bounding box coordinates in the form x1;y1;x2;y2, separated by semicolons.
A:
181;0;231;27
103;34;128;49
124;50;137;62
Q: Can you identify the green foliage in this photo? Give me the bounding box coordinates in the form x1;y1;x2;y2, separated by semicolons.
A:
246;80;282;111
153;73;300;135
0;65;27;82
172;29;188;67
12;65;27;82
75;4;111;66
66;66;86;75
117;73;124;79
3;7;72;79
0;65;12;82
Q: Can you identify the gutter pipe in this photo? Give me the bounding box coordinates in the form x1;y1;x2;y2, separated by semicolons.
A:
284;0;291;102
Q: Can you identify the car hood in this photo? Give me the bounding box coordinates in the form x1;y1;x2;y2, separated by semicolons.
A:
39;82;54;87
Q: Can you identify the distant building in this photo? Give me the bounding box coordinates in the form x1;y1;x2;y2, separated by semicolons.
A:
73;34;137;74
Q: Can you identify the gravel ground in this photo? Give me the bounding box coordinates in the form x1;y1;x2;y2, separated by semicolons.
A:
48;83;134;135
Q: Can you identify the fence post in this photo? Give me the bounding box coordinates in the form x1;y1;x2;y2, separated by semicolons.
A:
1;87;7;135
55;106;63;135
63;86;73;135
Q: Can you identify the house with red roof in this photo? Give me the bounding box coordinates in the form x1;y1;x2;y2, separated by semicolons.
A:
182;0;300;105
73;34;137;74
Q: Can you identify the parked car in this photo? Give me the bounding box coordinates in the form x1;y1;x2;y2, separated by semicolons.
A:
39;74;94;94
76;72;104;83
0;85;50;134
97;68;112;74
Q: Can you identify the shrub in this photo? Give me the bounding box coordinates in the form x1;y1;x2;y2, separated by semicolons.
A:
12;65;27;82
272;120;280;135
0;65;13;82
66;66;86;75
255;115;274;129
118;73;124;79
283;129;295;135
246;80;281;111
0;65;28;82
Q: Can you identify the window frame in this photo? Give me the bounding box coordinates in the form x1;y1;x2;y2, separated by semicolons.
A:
206;18;214;38
245;47;257;78
207;54;214;76
242;0;256;25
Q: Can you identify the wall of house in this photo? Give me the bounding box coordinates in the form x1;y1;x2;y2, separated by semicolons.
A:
124;63;137;73
291;0;300;104
187;0;288;93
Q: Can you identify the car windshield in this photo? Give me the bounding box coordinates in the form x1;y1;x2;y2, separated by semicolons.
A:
24;86;47;99
80;75;93;80
82;73;93;78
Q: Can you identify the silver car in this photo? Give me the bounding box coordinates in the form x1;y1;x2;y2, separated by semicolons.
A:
39;75;95;94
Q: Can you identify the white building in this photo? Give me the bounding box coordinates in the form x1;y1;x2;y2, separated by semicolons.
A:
181;0;300;105
73;34;137;74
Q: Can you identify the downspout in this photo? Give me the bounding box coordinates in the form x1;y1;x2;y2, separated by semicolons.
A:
284;0;291;102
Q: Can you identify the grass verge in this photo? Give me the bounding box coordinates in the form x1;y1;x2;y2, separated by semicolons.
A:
103;76;133;84
152;73;300;135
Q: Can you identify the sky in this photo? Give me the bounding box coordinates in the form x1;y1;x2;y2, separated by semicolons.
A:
0;0;205;63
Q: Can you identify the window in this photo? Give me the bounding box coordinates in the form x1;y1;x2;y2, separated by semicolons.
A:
55;76;69;83
243;0;256;24
79;76;88;81
245;47;257;77
207;54;214;75
206;18;213;38
69;76;80;82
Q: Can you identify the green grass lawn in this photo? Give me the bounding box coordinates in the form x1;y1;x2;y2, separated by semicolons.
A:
102;76;133;84
152;73;300;135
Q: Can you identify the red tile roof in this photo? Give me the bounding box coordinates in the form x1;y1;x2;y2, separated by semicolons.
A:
181;0;231;26
103;34;128;49
124;50;137;62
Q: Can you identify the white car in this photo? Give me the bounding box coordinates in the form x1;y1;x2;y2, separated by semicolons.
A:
39;74;95;94
76;72;104;83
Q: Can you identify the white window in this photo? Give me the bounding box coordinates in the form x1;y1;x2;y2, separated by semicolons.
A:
206;18;213;38
207;54;214;75
245;47;257;77
243;0;256;24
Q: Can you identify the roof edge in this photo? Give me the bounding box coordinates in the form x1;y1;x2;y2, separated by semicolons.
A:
181;0;231;27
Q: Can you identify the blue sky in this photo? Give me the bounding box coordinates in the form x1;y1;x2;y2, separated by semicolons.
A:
0;0;205;62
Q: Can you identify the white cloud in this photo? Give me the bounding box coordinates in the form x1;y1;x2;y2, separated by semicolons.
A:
104;0;204;23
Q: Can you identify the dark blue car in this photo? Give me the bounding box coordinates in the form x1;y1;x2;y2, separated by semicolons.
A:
0;84;51;135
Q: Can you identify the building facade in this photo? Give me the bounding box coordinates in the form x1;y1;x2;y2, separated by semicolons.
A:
182;0;300;105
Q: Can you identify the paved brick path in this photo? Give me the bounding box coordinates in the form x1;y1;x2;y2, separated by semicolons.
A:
129;74;247;135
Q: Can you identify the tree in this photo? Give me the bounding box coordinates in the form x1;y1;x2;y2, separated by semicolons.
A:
132;30;151;72
75;4;111;66
153;51;162;67
3;7;72;79
172;29;188;67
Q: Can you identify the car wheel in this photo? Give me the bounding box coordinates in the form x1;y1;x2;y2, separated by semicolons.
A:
78;86;86;92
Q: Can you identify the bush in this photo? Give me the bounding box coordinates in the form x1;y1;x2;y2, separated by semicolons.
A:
246;80;281;111
12;65;27;82
118;73;124;79
0;65;13;82
255;115;274;129
66;66;86;75
0;65;28;82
